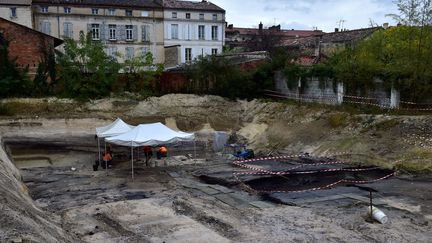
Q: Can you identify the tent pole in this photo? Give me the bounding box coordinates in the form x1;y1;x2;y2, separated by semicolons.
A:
194;140;197;159
104;140;107;172
131;142;134;181
97;137;101;165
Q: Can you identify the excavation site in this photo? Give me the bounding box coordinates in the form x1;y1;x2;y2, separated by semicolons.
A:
1;95;431;242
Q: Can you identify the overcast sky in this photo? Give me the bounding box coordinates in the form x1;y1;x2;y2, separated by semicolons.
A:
210;0;399;32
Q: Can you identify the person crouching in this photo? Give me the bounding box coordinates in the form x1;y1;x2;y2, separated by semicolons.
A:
157;146;168;160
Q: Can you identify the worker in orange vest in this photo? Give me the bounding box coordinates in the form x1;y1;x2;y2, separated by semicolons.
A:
157;146;168;159
102;150;112;169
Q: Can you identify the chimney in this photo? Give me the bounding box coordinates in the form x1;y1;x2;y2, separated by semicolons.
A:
335;28;339;32
383;23;389;29
259;22;263;31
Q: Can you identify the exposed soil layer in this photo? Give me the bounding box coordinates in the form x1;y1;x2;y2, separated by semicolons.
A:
1;95;432;242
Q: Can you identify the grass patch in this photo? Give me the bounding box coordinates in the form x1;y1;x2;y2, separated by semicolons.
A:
328;113;348;128
0;100;84;117
372;119;400;130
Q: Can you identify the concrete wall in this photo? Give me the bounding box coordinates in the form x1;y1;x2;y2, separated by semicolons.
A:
164;45;180;68
32;4;165;63
274;71;399;107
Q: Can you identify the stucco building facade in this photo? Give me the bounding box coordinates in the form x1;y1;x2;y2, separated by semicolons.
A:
0;0;33;27
30;0;165;63
0;0;226;67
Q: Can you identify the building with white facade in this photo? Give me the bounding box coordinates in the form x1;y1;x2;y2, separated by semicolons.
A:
163;0;225;68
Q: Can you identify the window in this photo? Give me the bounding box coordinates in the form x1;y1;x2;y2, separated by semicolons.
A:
109;24;116;40
41;6;48;13
64;7;71;14
125;47;134;60
185;48;192;63
172;12;177;18
186;13;191;19
141;11;149;17
41;21;51;35
126;25;133;41
211;26;218;40
108;9;115;15
126;10;133;17
171;24;178;39
107;47;117;58
141;47;150;57
198;25;205;40
92;8;98;15
10;8;17;18
199;13;204;20
212;14;217;21
212;48;218;55
63;22;73;38
142;25;150;42
91;24;100;40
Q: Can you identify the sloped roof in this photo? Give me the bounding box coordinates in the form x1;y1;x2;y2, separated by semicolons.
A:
0;0;31;5
163;0;224;12
226;27;322;38
320;27;381;43
32;0;163;8
282;27;382;48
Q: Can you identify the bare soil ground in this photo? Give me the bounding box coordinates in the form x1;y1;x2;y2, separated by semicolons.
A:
10;146;432;243
1;95;432;242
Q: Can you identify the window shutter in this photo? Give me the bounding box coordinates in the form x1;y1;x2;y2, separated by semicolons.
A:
142;25;150;42
47;22;51;35
70;23;74;38
133;25;138;41
87;23;91;35
63;22;67;37
118;25;125;41
100;24;106;40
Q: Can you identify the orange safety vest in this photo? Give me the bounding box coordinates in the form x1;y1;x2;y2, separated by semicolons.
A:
159;146;167;153
103;153;112;161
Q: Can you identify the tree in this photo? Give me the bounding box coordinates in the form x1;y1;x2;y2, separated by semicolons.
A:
57;32;121;99
186;55;274;99
122;52;163;96
0;33;31;98
32;46;57;97
387;0;432;26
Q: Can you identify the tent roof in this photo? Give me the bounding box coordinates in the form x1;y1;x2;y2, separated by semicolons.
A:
106;122;194;147
96;118;135;138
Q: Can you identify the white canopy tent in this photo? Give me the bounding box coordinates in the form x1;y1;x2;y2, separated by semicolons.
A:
106;122;195;180
95;118;135;170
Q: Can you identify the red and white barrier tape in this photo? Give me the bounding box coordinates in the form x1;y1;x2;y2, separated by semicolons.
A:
232;153;395;193
233;172;396;194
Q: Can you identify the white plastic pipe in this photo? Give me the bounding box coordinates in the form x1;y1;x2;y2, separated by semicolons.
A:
370;206;388;224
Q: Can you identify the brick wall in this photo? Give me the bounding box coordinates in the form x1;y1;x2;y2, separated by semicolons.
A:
0;18;55;76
